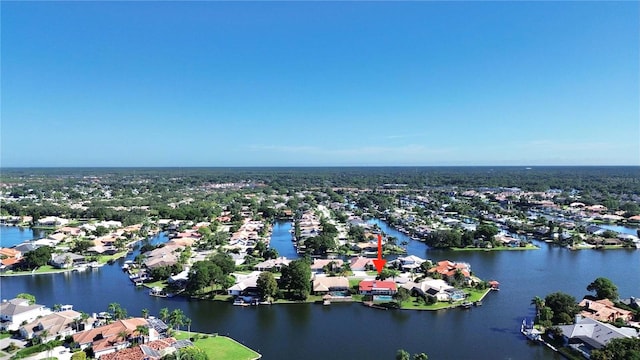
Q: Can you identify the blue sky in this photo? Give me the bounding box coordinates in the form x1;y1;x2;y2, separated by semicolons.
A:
2;1;638;167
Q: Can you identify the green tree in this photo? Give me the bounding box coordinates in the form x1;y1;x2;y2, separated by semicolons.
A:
159;307;170;323
280;259;311;300
141;308;149;319
16;293;36;305
396;349;410;360
135;325;149;344
169;309;185;330
545;292;579;325
530;296;545;321
257;272;278;301
71;351;87;360
393;287;410;305
587;277;619;301
413;354;429;360
590;337;640;360
20;246;53;270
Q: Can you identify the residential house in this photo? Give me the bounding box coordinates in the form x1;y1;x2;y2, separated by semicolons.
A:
253;257;291;271
19;310;86;341
50;253;86;269
73;318;158;358
47;233;67;243
99;338;187;360
428;260;471;283
0;298;51;331
143;245;180;269
312;276;349;295
13;242;39;254
391;255;426;271
350;256;373;271
558;316;638;358
579;298;634;324
227;272;260;297
585;225;605;235
403;279;454;302
359;280;397;296
37;216;70;227
310;259;344;274
0;248;22;270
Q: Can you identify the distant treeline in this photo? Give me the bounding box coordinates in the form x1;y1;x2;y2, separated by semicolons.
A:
2;166;639;193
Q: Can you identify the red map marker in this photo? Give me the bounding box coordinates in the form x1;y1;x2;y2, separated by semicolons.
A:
372;234;386;273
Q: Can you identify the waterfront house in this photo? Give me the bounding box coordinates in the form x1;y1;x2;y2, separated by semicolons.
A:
558;316;638;357
99;338;187;360
0;298;51;331
47;232;67;243
310;259;344;274
428;260;471;283
50;253;86;269
312;276;349;295
19;309;85;341
227;273;260;297
585;225;605;235
143;245;180;269
13;242;39;254
73;318;158;358
403;279;454;302
350;256;373;271
390;255;426;271
0;248;22;270
578;298;634;324
359;280;397;296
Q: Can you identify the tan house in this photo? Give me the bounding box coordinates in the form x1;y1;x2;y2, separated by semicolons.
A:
312;276;349;294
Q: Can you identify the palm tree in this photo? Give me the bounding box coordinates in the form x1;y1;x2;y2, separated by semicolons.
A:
117;330;129;344
169;309;184;330
389;269;400;281
43;340;56;360
184;317;192;335
135;325;149;344
53;304;62;312
39;329;49;344
108;303;120;317
531;296;545;320
141;308;149;319
159;307;169;323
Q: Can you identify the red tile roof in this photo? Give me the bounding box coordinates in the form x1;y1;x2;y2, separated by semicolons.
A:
359;280;397;292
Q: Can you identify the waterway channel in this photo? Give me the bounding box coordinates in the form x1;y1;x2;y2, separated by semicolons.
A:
2;224;639;359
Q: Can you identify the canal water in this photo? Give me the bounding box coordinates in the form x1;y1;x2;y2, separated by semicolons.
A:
2;224;639;359
0;226;47;248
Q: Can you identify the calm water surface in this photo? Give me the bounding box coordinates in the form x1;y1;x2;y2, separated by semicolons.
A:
0;226;44;247
2;224;639;359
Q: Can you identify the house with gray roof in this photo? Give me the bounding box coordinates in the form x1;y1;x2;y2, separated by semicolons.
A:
0;298;51;331
558;316;639;358
50;253;86;269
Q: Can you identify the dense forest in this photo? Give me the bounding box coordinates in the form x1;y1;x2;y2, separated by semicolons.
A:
2;166;639;193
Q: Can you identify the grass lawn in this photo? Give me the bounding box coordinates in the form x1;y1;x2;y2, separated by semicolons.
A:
144;280;167;289
0;333;12;339
97;251;128;264
399;288;490;310
173;331;260;360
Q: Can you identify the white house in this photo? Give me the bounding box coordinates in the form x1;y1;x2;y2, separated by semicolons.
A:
0;298;51;331
37;217;70;226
